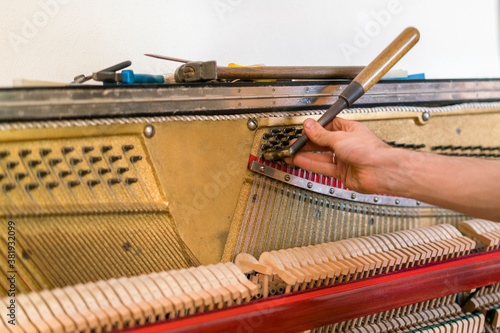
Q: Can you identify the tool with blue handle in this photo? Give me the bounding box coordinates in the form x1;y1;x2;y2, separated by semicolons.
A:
72;60;166;85
119;70;165;85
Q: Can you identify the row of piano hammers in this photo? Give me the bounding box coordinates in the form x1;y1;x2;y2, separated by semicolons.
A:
2;219;499;333
345;300;486;333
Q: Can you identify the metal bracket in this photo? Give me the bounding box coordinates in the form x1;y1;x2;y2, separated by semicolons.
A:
249;160;430;207
92;71;123;84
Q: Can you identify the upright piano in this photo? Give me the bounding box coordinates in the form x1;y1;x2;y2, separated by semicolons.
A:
1;79;500;332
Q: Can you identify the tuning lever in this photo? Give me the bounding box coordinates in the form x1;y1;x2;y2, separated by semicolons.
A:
263;27;420;161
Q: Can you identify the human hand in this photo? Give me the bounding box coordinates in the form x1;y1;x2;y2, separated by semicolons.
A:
284;117;397;194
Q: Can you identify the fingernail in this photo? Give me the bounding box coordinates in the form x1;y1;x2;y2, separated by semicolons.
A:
304;119;315;129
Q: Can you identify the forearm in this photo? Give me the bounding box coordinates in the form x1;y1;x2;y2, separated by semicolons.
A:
382;149;500;222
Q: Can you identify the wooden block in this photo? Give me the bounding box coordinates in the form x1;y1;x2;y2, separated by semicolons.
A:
196;266;232;307
85;282;121;330
148;272;185;317
128;276;165;322
178;268;214;311
186;267;219;310
74;283;111;331
158;272;196;315
37;290;76;333
26;291;64;333
206;265;241;304
215;263;251;302
107;278;146;326
235;253;272;275
224;263;260;297
50;288;89;332
17;293;50;333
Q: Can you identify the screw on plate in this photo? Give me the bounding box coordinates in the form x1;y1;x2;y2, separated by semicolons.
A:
247;118;258;131
422;112;430;122
144;125;155;138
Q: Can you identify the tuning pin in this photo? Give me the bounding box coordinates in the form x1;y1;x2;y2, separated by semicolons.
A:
29;160;42;168
19;149;31;158
87;180;101;187
89;156;102;164
122;145;134;152
108;179;121;186
46;182;59;190
62;147;74;154
25;183;39;191
82;147;94;154
40;148;52;157
125;178;138;185
117;167;129;175
101;146;112;153
49;158;62;166
37;170;50;178
68;181;80;188
130;156;142;163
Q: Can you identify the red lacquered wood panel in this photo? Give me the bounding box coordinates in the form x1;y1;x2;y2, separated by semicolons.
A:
122;250;500;333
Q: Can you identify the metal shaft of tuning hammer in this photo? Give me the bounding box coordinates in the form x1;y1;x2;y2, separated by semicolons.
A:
263;27;420;161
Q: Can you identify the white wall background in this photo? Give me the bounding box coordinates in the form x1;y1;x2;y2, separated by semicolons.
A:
1;0;499;87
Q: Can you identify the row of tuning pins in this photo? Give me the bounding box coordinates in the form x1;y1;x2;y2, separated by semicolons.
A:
0;145;143;194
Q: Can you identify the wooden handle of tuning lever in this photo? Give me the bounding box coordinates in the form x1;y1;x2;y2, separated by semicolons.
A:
341;27;420;105
262;27;420;161
358;27;419;90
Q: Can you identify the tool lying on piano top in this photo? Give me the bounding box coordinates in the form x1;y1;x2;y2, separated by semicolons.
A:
263;26;420;161
71;60;168;85
145;52;364;83
172;61;365;83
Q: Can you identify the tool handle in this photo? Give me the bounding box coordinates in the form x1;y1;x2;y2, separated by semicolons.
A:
294;28;419;155
288;98;348;156
216;66;364;80
354;27;419;92
99;60;132;74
